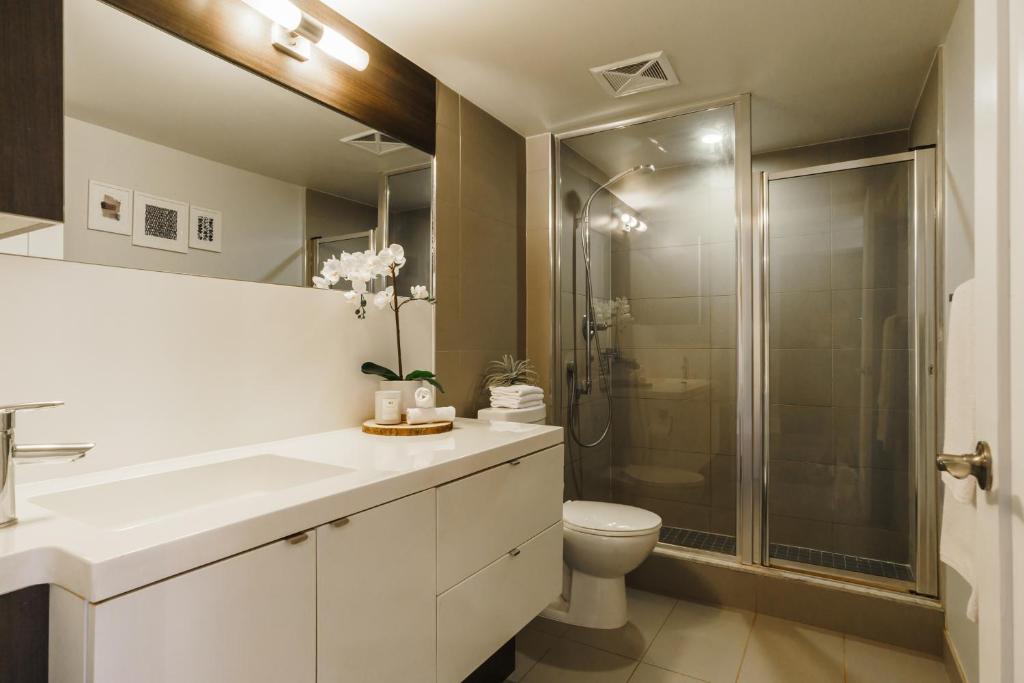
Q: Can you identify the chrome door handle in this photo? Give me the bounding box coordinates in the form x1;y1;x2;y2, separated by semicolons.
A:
936;441;991;491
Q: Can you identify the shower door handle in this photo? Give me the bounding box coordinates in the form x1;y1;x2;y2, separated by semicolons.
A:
936;441;991;490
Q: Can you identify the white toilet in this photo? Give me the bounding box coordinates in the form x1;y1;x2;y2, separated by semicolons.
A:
477;406;663;630
541;500;661;629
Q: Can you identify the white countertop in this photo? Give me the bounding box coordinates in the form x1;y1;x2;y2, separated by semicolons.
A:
0;419;563;602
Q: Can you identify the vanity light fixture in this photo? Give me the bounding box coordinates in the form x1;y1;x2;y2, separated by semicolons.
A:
241;0;370;70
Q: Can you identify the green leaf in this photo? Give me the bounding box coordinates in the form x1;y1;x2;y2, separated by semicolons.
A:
404;369;445;393
361;362;400;381
422;377;446;393
404;369;436;380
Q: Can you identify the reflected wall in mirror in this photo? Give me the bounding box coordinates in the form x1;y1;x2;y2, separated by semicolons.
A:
0;0;434;288
385;166;433;294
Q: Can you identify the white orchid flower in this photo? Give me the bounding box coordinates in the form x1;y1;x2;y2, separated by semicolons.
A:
341;290;361;305
410;285;429;300
321;257;344;284
389;244;406;265
312;276;330;289
351;278;368;294
373;286;394;309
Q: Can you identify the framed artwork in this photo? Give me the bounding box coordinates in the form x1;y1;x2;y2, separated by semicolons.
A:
87;181;133;235
189;206;223;253
132;192;188;253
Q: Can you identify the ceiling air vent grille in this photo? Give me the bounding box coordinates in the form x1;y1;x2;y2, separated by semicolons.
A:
590;51;679;98
340;130;408;155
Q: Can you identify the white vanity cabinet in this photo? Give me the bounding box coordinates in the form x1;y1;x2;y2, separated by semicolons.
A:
316;489;437;682
46;439;564;683
88;535;317;683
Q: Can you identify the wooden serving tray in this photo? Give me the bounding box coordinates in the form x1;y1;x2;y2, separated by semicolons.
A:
361;419;454;436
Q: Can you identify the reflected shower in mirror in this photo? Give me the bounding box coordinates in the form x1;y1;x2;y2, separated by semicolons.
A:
0;0;433;288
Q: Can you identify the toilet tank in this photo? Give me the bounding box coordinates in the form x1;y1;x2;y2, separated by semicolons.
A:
476;405;547;425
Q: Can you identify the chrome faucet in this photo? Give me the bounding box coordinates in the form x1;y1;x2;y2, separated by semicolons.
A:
1;402;93;527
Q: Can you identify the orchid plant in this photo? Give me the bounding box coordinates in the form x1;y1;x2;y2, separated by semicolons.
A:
314;244;443;392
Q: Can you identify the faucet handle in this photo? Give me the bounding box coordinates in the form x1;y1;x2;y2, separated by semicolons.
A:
0;401;64;414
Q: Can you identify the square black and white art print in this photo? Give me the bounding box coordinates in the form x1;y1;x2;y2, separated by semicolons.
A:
189;206;222;253
132;192;188;253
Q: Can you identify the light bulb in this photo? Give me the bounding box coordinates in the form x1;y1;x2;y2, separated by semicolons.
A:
241;0;302;31
317;25;370;71
701;132;723;145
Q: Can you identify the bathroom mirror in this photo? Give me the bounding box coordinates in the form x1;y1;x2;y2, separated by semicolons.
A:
0;0;434;288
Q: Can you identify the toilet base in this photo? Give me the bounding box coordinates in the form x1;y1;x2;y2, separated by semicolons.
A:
540;566;628;630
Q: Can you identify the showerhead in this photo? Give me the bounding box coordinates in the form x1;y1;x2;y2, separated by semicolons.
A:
583;163;657;214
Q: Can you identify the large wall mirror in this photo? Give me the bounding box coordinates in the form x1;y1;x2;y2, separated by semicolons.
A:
0;0;434;289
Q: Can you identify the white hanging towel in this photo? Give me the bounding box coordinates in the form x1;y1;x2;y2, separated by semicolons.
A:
939;278;978;622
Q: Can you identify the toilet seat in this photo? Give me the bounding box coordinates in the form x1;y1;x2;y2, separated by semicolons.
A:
563;500;662;537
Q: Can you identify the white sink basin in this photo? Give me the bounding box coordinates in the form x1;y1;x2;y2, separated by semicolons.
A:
30;454;355;530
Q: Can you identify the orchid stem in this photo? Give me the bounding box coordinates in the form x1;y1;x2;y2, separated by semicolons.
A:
391;264;403;378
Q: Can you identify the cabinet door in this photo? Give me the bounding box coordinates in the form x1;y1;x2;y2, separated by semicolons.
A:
317;490;437;682
89;535;316;683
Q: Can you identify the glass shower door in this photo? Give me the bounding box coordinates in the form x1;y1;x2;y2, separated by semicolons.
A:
761;151;937;593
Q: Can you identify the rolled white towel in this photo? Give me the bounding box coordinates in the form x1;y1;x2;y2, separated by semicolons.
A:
490;385;544;398
406;406;456;425
490;396;544;410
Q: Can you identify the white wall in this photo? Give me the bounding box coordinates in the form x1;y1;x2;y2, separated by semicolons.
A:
65;117;306;286
941;0;978;680
1;255;432;482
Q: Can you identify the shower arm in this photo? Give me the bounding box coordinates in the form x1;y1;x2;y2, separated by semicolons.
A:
575;164;654;396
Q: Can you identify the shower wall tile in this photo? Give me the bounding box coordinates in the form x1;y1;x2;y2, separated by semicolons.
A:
710;348;736;402
833;466;910;530
621;296;710;348
832;349;909;410
705;241;737;295
711;506;737;536
710;295;737;348
770;290;832;349
711;400;737;455
831;288;904;349
769;233;830;292
830;225;901;291
612;446;710;505
622;347;711;381
769;404;834;464
612;244;706;299
832;407;909;470
768;460;836;523
611;396;710;453
616;491;712;532
769;349;832;406
767;174;830;238
710;454;737;510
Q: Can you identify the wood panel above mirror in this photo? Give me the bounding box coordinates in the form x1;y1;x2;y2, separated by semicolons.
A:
104;0;436;155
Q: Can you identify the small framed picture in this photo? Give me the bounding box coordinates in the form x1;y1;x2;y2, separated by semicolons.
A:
132;192;188;253
189;206;222;253
87;181;133;235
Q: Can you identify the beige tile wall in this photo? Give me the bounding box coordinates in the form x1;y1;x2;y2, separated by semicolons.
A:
434;83;526;416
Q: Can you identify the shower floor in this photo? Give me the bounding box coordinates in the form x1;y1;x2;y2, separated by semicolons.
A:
658;525;915;582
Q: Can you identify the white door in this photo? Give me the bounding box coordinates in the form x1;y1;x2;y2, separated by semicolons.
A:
972;0;1021;681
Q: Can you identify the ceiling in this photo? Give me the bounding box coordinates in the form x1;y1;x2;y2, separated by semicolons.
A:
66;0;431;207
324;0;957;152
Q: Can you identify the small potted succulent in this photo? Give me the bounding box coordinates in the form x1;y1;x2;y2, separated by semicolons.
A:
314;243;443;411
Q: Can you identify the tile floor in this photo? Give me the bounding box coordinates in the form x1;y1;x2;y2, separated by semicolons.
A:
507;589;949;683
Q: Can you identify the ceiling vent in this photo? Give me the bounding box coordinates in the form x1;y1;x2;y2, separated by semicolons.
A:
590;51;679;98
340;130;408;155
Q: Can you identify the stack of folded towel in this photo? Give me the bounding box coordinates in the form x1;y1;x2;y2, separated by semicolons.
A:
489;384;544;410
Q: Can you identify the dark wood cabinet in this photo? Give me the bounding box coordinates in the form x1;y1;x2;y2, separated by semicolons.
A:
0;0;64;224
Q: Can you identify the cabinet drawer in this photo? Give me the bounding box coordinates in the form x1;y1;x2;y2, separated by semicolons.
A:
436;522;562;683
436;445;563;592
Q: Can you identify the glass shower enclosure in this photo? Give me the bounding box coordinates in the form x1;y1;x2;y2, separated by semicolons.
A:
554;100;939;596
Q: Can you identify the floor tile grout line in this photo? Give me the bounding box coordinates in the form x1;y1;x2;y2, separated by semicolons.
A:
733;610;758;683
636;660;714;683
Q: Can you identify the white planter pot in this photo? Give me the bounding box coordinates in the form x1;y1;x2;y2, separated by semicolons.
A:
379;380;422;416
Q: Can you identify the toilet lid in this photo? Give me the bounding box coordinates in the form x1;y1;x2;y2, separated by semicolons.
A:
562;500;662;537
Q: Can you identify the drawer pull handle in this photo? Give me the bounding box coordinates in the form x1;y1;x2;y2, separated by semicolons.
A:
509;459;522;466
330;517;350;528
509;548;521;557
286;532;309;545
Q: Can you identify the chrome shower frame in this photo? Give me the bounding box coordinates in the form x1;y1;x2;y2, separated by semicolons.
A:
552;94;755;559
